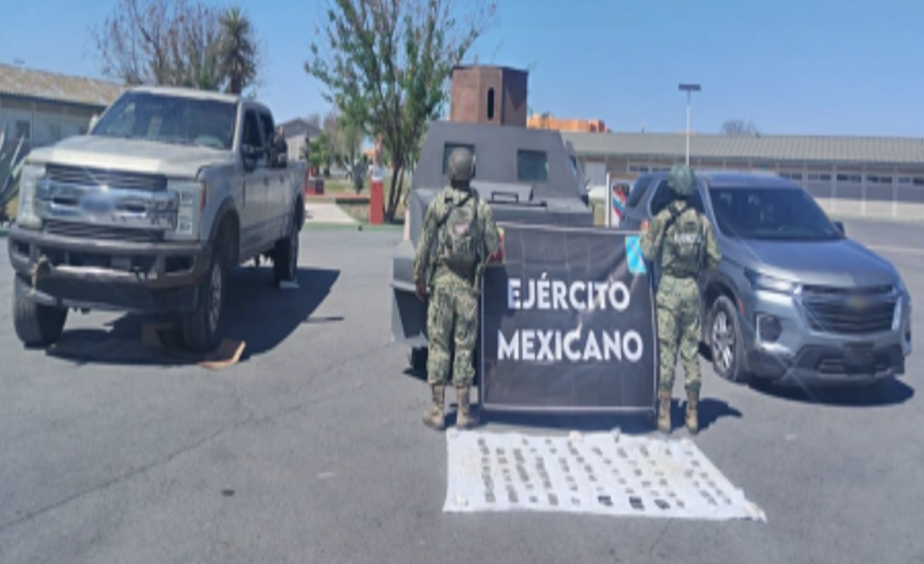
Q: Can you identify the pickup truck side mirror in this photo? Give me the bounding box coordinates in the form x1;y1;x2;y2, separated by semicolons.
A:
834;220;846;236
241;145;260;173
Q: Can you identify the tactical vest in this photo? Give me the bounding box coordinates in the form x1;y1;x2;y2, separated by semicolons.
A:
659;205;706;279
436;190;481;275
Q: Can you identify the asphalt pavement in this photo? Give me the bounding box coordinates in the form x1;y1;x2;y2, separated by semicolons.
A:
0;220;922;564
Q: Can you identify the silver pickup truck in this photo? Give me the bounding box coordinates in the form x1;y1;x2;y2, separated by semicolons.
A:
8;87;306;351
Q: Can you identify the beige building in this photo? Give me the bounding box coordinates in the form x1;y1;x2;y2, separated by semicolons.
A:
565;131;924;220
0;64;124;176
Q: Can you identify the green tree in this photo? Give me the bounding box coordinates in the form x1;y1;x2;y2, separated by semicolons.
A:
306;0;496;222
309;133;332;176
219;5;259;94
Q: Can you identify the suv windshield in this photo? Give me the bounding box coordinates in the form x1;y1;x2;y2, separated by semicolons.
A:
92;92;238;150
709;187;842;241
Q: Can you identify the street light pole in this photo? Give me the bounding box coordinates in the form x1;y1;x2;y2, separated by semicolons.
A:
678;84;701;166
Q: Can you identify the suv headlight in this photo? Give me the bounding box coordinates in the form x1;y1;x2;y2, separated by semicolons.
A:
165;180;206;240
17;164;46;229
745;269;797;295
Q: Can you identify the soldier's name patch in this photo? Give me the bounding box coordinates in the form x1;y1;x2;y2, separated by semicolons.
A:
444;430;767;522
672;232;702;245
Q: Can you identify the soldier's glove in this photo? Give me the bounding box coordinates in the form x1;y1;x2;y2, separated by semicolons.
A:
416;281;428;301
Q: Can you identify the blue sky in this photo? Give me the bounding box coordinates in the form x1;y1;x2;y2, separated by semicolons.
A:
2;0;922;137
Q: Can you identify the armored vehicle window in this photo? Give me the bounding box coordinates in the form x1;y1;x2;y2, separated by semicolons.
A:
243;110;265;149
442;143;475;174
626;176;654;208
517;150;549;183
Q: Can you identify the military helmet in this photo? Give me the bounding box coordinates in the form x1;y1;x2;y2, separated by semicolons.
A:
447;147;475;184
667;164;697;197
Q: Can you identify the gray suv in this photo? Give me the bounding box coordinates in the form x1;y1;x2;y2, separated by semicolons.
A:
620;171;912;387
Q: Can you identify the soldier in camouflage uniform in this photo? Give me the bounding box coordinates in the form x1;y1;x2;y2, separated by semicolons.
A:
413;147;500;431
640;165;722;435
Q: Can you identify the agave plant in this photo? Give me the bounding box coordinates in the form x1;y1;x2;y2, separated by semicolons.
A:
0;134;26;223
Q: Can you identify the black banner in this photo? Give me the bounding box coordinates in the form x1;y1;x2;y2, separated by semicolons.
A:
480;224;657;413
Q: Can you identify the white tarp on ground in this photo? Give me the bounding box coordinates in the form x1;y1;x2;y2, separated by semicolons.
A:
444;430;766;522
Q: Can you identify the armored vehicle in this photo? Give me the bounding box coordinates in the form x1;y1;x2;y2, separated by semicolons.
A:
391;120;594;371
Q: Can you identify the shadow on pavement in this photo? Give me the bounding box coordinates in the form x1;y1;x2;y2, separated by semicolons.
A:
747;376;914;407
45;267;340;367
675;398;742;433
476;396;742;435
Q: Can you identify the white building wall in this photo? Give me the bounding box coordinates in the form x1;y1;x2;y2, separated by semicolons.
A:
580;155;924;221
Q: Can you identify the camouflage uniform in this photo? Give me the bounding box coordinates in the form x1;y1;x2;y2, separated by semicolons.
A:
640;166;721;434
413;149;500;430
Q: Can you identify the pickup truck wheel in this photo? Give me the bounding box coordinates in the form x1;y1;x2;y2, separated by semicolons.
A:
13;293;67;348
181;249;224;352
273;221;299;286
709;296;747;383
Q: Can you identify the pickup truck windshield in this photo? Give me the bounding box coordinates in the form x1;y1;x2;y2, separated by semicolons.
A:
709;187;842;241
92;92;237;151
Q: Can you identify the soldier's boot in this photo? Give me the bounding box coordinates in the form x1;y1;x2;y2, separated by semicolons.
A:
685;390;699;435
422;385;445;431
657;390;672;434
455;386;478;430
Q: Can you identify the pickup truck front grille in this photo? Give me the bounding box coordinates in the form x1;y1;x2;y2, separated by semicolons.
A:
47;164;167;192
43;219;165;243
801;285;897;335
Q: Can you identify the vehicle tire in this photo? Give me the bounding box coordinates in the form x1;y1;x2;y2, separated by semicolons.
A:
709;295;747;383
274;216;300;287
13;293;67;348
181;247;224;352
410;347;428;373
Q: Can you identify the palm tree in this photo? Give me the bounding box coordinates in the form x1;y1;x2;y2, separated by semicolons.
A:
219;6;257;95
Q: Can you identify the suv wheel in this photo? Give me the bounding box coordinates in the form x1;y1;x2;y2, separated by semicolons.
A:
180;248;224;352
710;296;746;383
13;292;68;348
274;217;300;286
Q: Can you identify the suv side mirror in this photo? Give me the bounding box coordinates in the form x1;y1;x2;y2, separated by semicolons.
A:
834;220;846;236
241;145;259;173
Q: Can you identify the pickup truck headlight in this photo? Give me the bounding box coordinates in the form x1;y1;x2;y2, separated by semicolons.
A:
166;180;205;240
745;269;797;295
16;164;45;229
